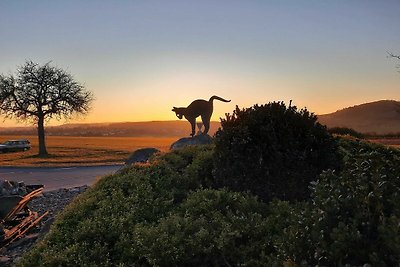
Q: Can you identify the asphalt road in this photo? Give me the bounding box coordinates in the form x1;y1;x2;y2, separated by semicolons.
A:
0;165;122;191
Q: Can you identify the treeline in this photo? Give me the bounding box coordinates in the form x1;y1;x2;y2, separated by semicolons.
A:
328;126;400;139
0;121;221;137
2;123;400;139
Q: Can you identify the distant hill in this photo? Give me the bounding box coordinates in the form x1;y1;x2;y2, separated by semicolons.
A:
3;100;399;136
318;100;400;134
0;121;221;137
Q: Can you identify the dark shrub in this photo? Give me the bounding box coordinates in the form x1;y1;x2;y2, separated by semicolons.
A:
132;189;276;266
307;139;400;266
17;146;217;266
18;139;400;266
213;101;341;202
17;146;294;266
277;139;400;266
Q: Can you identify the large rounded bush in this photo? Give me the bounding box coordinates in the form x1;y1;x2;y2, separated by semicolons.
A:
308;140;400;266
132;189;275;266
279;139;400;266
17;146;293;266
213;101;341;202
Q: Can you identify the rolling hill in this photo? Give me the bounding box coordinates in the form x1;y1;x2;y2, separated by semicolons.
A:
2;100;399;136
318;100;400;134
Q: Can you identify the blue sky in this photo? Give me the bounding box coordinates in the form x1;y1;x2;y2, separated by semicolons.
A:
0;0;399;126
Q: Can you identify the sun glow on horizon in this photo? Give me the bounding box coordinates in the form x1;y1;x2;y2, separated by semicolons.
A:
0;1;399;127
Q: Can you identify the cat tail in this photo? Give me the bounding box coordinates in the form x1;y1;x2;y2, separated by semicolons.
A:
209;95;231;103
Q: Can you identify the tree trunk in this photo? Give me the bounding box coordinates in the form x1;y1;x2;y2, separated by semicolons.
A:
37;115;48;156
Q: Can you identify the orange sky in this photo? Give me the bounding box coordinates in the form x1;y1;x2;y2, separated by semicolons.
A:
1;1;399;127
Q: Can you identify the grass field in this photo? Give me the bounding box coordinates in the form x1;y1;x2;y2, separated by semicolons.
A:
0;135;177;167
368;138;400;148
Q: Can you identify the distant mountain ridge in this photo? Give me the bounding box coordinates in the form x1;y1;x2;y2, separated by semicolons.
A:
2;100;399;136
318;100;400;134
0;121;221;137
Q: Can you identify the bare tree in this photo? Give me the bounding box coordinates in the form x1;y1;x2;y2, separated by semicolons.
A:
388;51;400;72
0;61;93;156
388;52;400;60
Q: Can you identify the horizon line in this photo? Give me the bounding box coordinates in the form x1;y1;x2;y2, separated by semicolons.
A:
0;120;223;129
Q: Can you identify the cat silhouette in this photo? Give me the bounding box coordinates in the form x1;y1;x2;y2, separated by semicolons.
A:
172;95;231;137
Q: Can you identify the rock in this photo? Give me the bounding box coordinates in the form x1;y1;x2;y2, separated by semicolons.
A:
0;256;11;265
170;134;214;150
125;148;160;165
0;179;27;196
7;234;39;250
69;187;81;193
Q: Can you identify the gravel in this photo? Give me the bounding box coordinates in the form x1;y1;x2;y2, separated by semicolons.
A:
0;185;89;266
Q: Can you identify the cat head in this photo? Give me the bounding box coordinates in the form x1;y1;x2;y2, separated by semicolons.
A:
172;107;184;119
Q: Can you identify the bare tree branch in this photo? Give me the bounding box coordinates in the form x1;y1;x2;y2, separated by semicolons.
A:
0;61;94;155
387;51;400;60
387;51;400;73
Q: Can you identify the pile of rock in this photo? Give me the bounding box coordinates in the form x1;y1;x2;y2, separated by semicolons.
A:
0;180;27;196
0;185;88;266
29;185;88;219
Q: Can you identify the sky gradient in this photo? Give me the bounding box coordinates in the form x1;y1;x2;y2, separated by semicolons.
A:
1;0;399;126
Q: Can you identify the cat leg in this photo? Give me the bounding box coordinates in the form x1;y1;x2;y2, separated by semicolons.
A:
189;118;196;137
201;114;211;135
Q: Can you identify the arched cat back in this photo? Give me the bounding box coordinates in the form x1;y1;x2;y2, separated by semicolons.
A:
172;95;231;137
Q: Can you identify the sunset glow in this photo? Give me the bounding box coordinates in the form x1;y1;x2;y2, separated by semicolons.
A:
1;1;399;127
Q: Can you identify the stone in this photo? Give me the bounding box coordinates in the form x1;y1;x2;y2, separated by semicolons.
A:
125;148;160;165
0;179;27;196
0;256;11;264
170;134;213;150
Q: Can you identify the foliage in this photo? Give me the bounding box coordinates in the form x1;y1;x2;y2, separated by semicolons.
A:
279;139;400;266
328;126;364;139
17;145;296;266
17;146;218;266
17;140;400;266
127;189;276;266
310;139;400;266
213;101;342;202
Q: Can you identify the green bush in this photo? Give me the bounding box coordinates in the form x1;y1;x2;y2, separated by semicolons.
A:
17;146;216;266
17;147;304;266
280;139;400;266
17;145;298;266
17;138;400;266
131;189;276;266
308;140;400;266
213;101;342;202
